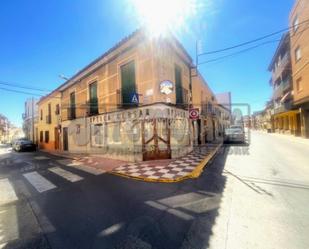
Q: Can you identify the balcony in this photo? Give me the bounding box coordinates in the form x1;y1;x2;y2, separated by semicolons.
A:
67;107;76;120
46;115;52;124
176;88;189;109
86;100;99;116
271;53;291;82
272;77;292;100
273;100;293;115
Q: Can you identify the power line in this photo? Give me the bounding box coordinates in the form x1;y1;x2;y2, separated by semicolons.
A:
0;81;51;92
199;24;309;66
198;18;309;56
198;39;281;65
0;86;44;97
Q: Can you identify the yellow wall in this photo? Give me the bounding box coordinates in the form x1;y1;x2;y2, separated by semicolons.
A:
61;32;193;122
37;91;61;150
290;0;309;104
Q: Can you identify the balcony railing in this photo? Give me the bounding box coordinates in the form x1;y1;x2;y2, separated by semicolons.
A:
67;107;76;120
46;115;52;124
86;100;99;116
273;100;293;115
272;77;292;100
176;88;189;109
271;53;291;82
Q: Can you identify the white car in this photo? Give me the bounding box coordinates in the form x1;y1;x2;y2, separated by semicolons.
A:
224;126;245;143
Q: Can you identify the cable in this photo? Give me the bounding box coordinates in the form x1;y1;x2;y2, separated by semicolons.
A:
0;86;44;97
198;18;309;56
199;24;309;66
198;39;281;65
0;81;51;92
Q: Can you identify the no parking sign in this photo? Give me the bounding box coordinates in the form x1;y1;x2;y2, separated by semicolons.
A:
189;108;199;120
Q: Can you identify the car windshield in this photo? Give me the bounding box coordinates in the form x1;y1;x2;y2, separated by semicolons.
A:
20;140;32;145
225;128;243;134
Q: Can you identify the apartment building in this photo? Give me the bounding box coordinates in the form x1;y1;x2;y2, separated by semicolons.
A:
290;0;309;138
268;32;301;135
39;29;225;162
37;91;61;151
22;98;39;142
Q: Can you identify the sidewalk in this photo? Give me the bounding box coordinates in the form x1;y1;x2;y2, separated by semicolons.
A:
44;142;222;183
112;142;222;182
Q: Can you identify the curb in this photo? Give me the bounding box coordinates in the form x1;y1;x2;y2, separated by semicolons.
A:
110;143;223;183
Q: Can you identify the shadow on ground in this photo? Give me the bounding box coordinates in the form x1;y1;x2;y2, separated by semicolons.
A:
3;147;230;249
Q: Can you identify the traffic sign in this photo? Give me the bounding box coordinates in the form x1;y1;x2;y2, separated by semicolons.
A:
189;108;199;120
130;92;139;104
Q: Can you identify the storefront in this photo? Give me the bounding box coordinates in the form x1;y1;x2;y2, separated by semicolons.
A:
62;103;192;162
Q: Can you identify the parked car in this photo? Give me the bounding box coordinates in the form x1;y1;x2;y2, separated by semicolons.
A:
224;125;245;143
13;139;36;152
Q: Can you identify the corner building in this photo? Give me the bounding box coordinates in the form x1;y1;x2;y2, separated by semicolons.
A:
58;30;220;161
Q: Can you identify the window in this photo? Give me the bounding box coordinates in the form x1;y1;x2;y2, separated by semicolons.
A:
296;77;303;92
121;61;136;107
40;131;43;142
89;82;98;115
69;92;76;119
45;131;49;143
40;109;43;120
295;47;302;61
47;103;52;124
55;104;60;115
293;16;299;32
175;64;183;105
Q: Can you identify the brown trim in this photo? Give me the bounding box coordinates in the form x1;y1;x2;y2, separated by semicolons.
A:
294;96;309;106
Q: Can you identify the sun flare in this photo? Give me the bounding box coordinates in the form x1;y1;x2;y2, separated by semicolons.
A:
130;0;197;37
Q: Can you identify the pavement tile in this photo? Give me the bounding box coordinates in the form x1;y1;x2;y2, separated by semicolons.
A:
111;143;221;181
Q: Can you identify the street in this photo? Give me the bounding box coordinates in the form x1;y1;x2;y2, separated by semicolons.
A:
1;131;309;249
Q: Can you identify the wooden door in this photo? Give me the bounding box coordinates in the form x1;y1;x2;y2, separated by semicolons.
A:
63;127;68;151
54;127;60;150
142;118;171;161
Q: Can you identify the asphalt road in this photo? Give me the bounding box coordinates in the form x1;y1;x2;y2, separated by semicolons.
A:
1;131;309;249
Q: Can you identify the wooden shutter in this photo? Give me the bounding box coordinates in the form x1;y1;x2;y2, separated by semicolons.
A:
121;61;136;107
175;65;183;105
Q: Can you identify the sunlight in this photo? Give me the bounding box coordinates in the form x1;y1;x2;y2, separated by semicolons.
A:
130;0;198;37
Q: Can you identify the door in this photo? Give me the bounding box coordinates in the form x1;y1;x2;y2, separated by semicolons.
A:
142;118;171;161
296;113;301;136
54;127;60;150
63;127;69;151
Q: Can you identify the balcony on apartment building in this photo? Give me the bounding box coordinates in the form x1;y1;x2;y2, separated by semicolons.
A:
273;99;293;115
272;76;292;100
271;52;291;83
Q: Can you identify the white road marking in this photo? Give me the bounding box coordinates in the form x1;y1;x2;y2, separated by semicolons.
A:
48;167;83;182
56;159;104;175
71;165;104;175
34;156;49;160
0;178;18;205
23;172;56;193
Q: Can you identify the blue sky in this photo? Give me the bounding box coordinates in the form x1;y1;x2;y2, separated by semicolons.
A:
0;0;294;126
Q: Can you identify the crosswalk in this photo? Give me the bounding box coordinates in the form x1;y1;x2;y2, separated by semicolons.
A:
21;164;105;194
23;172;57;193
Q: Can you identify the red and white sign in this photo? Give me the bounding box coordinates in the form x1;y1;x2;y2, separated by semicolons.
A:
189;108;199;120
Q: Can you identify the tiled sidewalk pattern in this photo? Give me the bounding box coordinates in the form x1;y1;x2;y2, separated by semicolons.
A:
112;144;220;181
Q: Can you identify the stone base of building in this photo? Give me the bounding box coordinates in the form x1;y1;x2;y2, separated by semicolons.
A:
61;103;193;162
